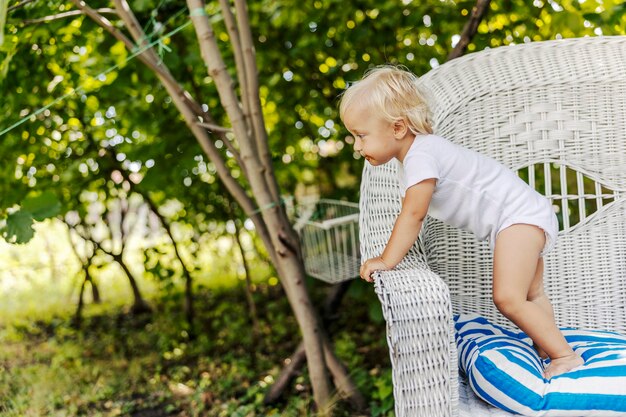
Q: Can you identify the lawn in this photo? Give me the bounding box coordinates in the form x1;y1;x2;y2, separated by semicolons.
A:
0;223;393;417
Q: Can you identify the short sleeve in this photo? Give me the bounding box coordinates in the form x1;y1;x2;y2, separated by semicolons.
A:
401;152;439;197
397;162;407;196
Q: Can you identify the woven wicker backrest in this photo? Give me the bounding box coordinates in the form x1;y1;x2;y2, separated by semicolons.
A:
360;37;626;332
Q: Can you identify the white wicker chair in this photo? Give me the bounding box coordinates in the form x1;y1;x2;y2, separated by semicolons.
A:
359;36;626;417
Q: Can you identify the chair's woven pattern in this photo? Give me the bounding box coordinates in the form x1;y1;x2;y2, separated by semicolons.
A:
360;160;459;417
458;379;515;417
545;199;626;331
360;36;626;417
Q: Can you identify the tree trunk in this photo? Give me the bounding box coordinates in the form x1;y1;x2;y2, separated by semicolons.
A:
184;0;334;411
89;273;101;303
448;0;492;60
72;264;99;327
73;275;87;328
137;187;196;336
264;281;359;405
73;0;361;412
322;337;366;410
66;224;98;323
274;252;333;414
113;254;151;314
92;143;197;333
183;267;195;337
233;223;261;369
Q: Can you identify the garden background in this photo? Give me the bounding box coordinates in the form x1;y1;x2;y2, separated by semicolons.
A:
1;0;625;416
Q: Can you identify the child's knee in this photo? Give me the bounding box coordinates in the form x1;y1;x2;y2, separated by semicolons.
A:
493;290;525;317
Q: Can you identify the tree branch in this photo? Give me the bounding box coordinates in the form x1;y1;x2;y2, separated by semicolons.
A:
70;1;211;129
186;0;291;256
71;1;261;227
232;0;280;203
70;0;151;67
21;8;117;25
197;121;232;133
197;121;246;169
218;0;252;136
186;0;257;159
177;39;245;168
109;0;253;199
447;0;491;61
8;0;35;12
112;0;162;65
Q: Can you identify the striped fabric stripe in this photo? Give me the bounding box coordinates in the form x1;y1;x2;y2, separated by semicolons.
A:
455;314;626;416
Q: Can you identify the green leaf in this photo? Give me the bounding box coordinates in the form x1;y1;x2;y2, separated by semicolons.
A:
21;191;61;221
582;13;603;25
3;210;35;244
0;0;7;47
368;301;384;324
85;95;100;113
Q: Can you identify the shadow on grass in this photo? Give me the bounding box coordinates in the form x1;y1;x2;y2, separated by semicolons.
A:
1;281;392;417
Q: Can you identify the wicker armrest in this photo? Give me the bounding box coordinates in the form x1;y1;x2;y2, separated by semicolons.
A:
374;260;459;417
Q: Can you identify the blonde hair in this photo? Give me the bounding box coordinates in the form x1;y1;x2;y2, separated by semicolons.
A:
339;65;433;135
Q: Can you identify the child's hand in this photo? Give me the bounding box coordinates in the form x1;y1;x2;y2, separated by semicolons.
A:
360;256;391;283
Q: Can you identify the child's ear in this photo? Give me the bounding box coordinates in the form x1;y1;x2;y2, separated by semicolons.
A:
393;118;409;139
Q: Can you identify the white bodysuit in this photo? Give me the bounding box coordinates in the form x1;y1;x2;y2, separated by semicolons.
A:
398;134;558;254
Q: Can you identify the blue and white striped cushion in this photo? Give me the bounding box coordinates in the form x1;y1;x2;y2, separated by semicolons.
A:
455;313;626;416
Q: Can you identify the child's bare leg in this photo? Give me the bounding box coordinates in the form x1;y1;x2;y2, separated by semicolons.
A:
527;259;554;358
493;225;583;379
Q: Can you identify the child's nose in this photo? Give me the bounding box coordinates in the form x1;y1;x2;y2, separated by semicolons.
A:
353;137;363;151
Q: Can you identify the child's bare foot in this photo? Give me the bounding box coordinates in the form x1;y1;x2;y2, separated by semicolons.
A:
544;353;584;379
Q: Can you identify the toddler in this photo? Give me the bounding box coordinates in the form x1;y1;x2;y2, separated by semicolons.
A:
339;65;583;379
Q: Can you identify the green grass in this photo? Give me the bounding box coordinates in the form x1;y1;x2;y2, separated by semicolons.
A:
1;285;392;416
0;223;394;416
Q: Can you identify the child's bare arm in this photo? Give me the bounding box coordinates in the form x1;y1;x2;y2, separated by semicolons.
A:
382;179;435;265
360;178;436;281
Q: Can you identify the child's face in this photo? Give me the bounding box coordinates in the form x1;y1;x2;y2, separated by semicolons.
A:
342;103;403;166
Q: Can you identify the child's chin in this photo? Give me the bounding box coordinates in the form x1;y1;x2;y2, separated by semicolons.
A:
367;158;384;166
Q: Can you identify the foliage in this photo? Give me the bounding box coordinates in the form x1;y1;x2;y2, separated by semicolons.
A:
3;0;624;242
1;0;626;414
0;265;389;416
